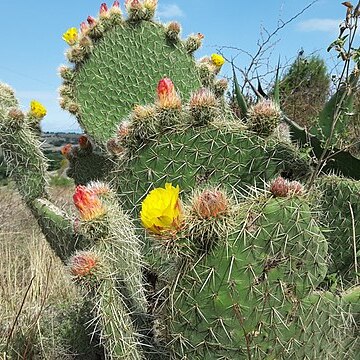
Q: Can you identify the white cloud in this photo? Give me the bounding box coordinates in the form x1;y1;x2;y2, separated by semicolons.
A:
297;18;341;33
157;4;184;19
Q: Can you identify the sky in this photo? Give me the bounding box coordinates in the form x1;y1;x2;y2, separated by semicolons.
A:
0;0;350;133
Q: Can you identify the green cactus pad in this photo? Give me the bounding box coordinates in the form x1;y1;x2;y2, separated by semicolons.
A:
0;124;47;202
0;83;18;110
65;20;201;144
316;175;360;281
66;150;113;185
115;126;311;214
163;196;355;359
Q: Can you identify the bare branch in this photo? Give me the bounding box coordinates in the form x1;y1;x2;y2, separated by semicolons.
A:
215;0;319;92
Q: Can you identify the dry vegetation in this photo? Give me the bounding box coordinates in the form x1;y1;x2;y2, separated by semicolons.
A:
0;182;80;359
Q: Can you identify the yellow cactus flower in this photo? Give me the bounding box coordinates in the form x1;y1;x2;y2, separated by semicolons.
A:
62;27;78;46
140;183;183;235
211;53;225;67
29;100;47;119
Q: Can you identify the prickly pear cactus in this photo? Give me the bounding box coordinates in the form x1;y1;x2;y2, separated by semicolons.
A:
59;0;201;144
0;1;359;359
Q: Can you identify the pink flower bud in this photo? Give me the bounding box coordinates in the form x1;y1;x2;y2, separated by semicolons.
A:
270;176;289;197
113;0;120;7
87;16;97;26
80;21;89;34
288;181;304;195
125;0;142;11
69;251;99;277
100;3;108;14
190;88;217;108
193;189;228;219
157;77;175;97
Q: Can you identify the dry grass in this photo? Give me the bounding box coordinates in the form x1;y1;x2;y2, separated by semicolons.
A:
0;182;80;359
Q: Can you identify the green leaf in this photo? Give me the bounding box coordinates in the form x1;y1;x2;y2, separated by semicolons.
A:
257;77;268;99
312;70;359;147
232;66;248;118
283;115;360;180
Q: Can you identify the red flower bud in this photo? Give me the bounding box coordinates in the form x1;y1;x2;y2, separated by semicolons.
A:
113;0;120;7
157;77;175;97
87;16;97;26
61;144;72;159
78;135;92;150
156;78;181;109
73;185;106;221
100;3;108;14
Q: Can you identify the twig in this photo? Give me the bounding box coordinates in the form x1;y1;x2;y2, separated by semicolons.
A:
5;276;35;351
243;0;318;88
218;1;318;97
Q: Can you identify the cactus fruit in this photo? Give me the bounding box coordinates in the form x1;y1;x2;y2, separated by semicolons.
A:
247;99;282;136
1;1;360;358
191;188;229;219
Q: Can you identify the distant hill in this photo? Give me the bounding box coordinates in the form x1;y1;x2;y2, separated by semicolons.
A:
41;132;81;150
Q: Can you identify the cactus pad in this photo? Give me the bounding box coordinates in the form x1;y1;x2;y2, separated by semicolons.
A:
61;8;202;144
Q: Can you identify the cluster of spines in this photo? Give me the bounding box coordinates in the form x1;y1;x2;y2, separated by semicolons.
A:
0;82;86;273
105;71;293;159
247;99;282;136
106;75;229;155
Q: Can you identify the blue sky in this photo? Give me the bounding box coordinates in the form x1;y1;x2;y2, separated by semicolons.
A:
0;0;348;132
